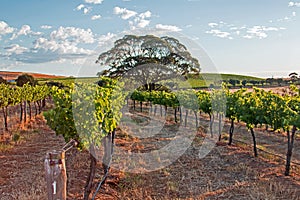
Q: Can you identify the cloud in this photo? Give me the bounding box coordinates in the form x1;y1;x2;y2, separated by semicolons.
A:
76;4;92;14
129;10;152;29
33;37;93;55
208;23;218;28
91;15;101;20
4;44;28;55
98;32;116;46
206;29;232;39
84;0;103;4
76;4;85;10
155;24;182;32
2;26;97;64
243;26;283;39
288;1;300;7
136;19;150;28
206;21;286;40
0;21;15;37
113;7;137;20
41;25;52;29
50;26;95;44
113;7;152;30
10;25;42;40
139;11;151;19
6;38;95;64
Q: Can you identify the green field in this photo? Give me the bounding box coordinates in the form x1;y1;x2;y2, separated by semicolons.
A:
37;73;265;88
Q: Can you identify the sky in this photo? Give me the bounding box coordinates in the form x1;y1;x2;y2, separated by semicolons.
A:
0;0;300;78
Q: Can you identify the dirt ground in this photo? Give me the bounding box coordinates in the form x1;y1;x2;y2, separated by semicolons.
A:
1;106;300;199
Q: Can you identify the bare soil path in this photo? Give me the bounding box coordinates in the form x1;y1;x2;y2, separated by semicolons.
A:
1;108;300;199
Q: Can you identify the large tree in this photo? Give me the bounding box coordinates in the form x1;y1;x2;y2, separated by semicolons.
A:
96;35;200;91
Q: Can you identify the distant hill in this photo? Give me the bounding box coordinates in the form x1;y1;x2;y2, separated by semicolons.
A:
0;71;65;81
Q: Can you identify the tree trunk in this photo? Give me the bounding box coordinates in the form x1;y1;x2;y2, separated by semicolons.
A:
42;99;46;108
160;105;162;117
185;109;188;127
179;107;182;123
140;101;143;112
174;108;177;123
24;101;27;123
228;118;234;145
194;110;198;129
209;113;214;138
20;102;23;122
218;114;222;141
2;107;8;131
164;106;167;117
250;128;258;157
285;125;297;176
83;151;97;200
154;105;157;116
133;100;135;111
28;101;32;120
102;132;113;174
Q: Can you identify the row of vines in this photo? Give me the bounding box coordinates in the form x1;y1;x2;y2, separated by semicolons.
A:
129;85;300;176
0;83;50;131
43;78;126;199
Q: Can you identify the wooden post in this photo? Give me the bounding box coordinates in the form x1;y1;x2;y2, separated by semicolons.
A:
44;150;67;200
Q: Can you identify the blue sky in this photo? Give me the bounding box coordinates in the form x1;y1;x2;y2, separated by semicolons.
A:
0;0;299;78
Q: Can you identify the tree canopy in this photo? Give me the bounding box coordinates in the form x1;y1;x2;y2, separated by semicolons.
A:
96;35;200;91
16;74;36;86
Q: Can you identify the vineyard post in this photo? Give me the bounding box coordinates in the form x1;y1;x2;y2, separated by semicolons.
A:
44;150;67;200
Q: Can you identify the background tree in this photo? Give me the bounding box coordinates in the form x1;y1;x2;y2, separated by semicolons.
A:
0;76;7;84
289;72;299;84
16;73;36;86
96;35;200;91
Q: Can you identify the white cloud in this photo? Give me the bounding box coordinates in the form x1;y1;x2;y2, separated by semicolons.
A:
76;4;92;15
136;19;150;28
10;25;42;40
155;24;182;32
208;23;218;28
139;11;151;19
98;32;116;46
293;11;297;16
206;29;232;39
288;1;300;7
0;21;15;36
206;21;286;40
113;6;137;20
113;7;152;30
76;4;85;10
83;7;92;14
50;26;95;44
243;35;253;39
41;25;52;29
243;26;282;39
84;0;103;4
2;26;96;64
91;15;101;20
4;44;28;55
129;10;152;29
245;26;268;39
33;37;93;55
